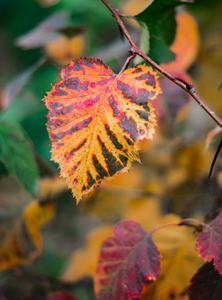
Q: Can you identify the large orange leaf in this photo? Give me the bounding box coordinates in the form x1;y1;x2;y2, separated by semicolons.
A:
44;57;160;202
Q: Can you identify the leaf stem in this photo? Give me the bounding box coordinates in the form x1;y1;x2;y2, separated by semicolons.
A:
100;0;222;128
149;218;207;236
119;54;136;73
178;218;207;228
149;222;179;235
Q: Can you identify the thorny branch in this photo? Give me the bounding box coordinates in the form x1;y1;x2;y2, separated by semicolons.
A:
100;0;222;128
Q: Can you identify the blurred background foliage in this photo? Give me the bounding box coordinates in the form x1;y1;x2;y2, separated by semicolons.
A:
0;0;222;299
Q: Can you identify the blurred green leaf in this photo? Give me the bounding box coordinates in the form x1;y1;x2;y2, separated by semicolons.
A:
135;0;193;63
29;248;67;277
134;21;149;65
2;57;46;107
0;120;39;196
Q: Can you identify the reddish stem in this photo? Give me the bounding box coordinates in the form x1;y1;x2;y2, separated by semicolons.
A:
119;54;136;73
149;222;179;235
100;0;222;128
149;218;207;236
178;218;207;228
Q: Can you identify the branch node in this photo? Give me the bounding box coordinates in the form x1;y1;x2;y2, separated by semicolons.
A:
129;47;136;54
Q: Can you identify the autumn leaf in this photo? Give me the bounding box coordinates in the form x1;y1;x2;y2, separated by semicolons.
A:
39;175;67;200
195;39;222;115
47;291;78;300
0;200;55;271
62;198;201;299
196;211;222;275
125;200;202;300
62;225;112;282
44;57;161;203
94;220;161;300
121;0;151;17
188;262;222;300
44;33;86;65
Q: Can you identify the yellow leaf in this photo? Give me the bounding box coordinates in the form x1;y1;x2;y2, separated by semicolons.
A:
44;34;86;65
195;46;222;114
39;175;67;200
62;226;112;281
173;141;210;178
23;200;55;248
0;200;55;271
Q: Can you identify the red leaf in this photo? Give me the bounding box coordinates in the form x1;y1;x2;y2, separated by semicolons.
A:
196;211;222;275
94;220;161;300
43;57;161;202
188;262;222;300
48;291;78;300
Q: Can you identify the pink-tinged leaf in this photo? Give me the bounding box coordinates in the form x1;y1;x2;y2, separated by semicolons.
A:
196;211;222;275
153;72;190;122
15;12;70;49
188;262;222;300
94;220;161;300
48;291;78;300
2;57;46;107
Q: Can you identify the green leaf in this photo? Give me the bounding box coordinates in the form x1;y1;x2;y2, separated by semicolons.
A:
135;0;193;64
0;120;39;196
148;38;176;64
134;21;150;65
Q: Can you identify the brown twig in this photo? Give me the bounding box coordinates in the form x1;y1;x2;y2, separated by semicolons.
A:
100;0;222;128
208;138;222;178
